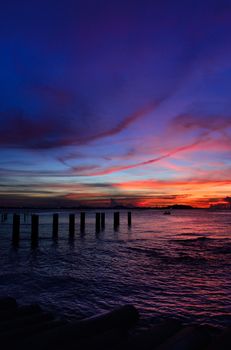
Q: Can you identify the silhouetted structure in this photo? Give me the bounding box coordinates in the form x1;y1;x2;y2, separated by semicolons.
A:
69;214;75;237
114;212;120;229
52;213;59;238
128;211;132;226
80;212;85;232
12;214;20;245
31;214;39;245
95;212;101;232
2;211;134;246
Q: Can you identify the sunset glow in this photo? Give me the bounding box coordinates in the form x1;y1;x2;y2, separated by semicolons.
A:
0;0;231;208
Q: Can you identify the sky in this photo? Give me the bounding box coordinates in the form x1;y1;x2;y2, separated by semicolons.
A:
0;0;231;208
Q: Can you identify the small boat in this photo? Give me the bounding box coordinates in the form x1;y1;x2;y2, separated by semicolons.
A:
163;211;171;215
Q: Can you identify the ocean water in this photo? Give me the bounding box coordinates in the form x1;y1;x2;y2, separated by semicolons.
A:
0;209;231;327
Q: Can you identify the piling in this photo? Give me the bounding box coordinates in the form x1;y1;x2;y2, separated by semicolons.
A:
80;212;85;232
95;212;101;232
52;214;59;238
101;212;105;229
113;212;120;230
31;214;39;245
12;214;20;245
128;211;132;226
69;214;75;237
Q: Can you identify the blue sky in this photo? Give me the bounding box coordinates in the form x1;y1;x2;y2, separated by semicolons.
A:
0;0;231;207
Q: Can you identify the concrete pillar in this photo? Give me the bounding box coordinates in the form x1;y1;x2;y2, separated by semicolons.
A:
31;214;39;245
128;211;132;226
52;213;59;238
69;214;75;237
80;212;85;232
95;212;101;232
113;212;120;230
12;214;20;245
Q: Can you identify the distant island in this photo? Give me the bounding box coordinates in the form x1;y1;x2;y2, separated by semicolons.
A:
165;204;194;210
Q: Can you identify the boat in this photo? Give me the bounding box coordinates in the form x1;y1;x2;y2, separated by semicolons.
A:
163;211;171;215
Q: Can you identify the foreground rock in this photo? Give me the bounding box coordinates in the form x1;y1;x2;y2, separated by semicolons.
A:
0;297;230;349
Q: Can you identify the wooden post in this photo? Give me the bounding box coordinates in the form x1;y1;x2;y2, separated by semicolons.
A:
80;212;85;232
113;212;120;230
31;214;39;245
52;213;59;238
95;212;101;232
12;214;20;245
128;211;132;226
113;212;117;229
101;212;105;229
69;214;75;237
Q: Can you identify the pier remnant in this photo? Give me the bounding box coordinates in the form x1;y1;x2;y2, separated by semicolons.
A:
69;214;75;237
80;212;85;232
95;212;101;232
128;211;132;226
52;213;59;238
113;212;120;230
12;214;20;245
31;214;39;245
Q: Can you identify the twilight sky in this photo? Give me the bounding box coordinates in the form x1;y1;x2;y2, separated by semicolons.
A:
0;0;231;207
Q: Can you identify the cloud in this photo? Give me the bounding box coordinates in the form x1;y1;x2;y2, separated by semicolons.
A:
0;194;81;208
1;108;231;180
0;109;71;149
169;113;231;134
0;99;162;150
115;178;231;190
66;137;208;176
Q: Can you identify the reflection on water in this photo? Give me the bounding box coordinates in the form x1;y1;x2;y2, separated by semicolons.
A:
0;209;231;327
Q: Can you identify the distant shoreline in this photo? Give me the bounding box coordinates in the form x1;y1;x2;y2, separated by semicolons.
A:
0;205;208;211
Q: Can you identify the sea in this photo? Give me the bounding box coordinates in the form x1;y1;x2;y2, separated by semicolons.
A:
0;209;231;328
